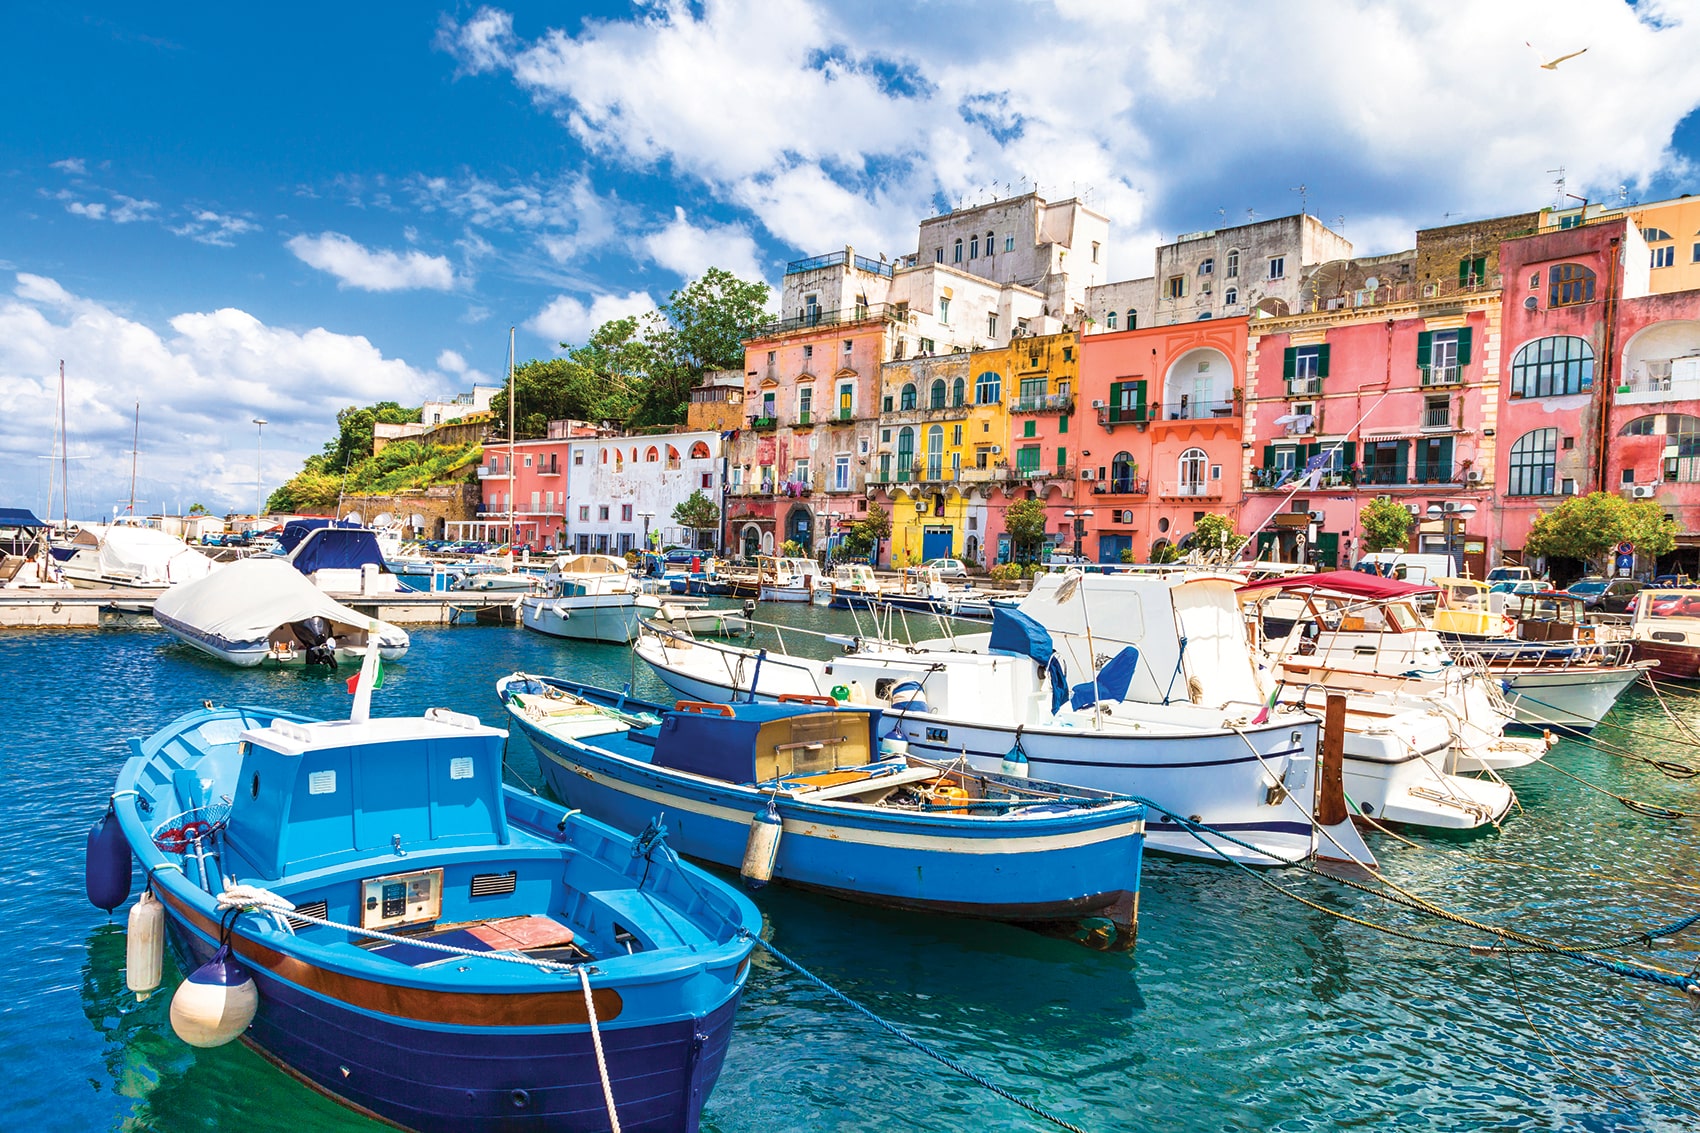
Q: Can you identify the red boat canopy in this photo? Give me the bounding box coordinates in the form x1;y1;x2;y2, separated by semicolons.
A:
1238;569;1438;600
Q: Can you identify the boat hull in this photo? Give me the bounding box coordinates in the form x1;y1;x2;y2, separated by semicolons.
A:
1630;639;1700;680
757;584;812;602
513;715;1142;939
520;594;650;644
635;639;1321;866
158;888;741;1133
156;610;408;668
1497;664;1649;730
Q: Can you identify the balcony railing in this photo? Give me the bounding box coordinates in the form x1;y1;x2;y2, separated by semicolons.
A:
1420;364;1463;387
1159;480;1223;498
744;302;903;340
1011;393;1076;415
537;465;562;476
1250;468;1360;490
1155;398;1240;421
1287;377;1322;397
1012;464;1073;481
785;250;893;278
1097;405;1152;428
1618;359;1700;404
749;416;778;431
797;410;813;426
476;466;509;479
1091;477;1149;496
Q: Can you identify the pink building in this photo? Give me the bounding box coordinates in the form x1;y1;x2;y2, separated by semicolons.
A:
470;437;574;549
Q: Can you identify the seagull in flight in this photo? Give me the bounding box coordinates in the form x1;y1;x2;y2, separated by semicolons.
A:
1526;41;1588;70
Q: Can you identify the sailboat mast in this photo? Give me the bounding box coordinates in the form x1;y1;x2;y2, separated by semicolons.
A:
507;326;516;546
127;401;140;516
59;360;69;533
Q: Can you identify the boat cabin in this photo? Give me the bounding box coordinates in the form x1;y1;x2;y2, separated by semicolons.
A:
830;564;880;592
1511;592;1598;644
1632;589;1700;646
1430;577;1507;638
641;703;880;786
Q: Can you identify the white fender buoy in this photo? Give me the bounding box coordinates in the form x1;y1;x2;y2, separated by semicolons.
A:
889;681;928;713
879;727;909;758
126;890;165;1001
740;801;783;889
170;946;258;1048
1000;744;1030;779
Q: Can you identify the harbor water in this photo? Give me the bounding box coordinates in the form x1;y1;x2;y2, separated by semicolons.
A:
9;605;1700;1131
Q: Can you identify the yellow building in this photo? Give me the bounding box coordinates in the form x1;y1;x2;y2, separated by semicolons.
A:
1546;195;1700;294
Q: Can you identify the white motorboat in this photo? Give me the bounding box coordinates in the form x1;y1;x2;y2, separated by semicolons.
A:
635;570;1375;868
649;598;749;636
520;553;655;643
816;563;889;608
52;520;217;589
1242;571;1550;774
152;558;409;668
756;555;818;602
272;518;412;595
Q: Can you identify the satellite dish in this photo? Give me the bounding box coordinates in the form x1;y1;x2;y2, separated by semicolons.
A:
1523;296;1538;310
1364;276;1380;290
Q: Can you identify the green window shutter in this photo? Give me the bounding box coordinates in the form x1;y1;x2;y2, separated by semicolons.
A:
1317;344;1331;378
1057;447;1068;470
1393;441;1409;483
1059;414;1069;434
1108;381;1121;421
1134;380;1147;419
1438;437;1453;476
1458;259;1469;287
1282;347;1297;379
1416;331;1433;368
1341;441;1356;465
1262;445;1275;470
1455;327;1473;366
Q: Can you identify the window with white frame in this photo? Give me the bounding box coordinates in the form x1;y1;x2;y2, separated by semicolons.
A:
1226;249;1239;277
987;313;997;338
938;298;950;324
834;454;850;491
1268;256;1286;280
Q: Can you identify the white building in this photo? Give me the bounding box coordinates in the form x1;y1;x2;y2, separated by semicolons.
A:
423;385;499;427
563;430;725;554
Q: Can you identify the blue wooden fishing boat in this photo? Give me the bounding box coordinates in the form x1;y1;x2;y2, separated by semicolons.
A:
497;674;1147;949
86;653;760;1133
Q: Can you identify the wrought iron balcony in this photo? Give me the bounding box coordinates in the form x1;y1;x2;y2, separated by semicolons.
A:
1155;398;1240;421
749;416;778;431
1011;393;1075;415
1092;477;1149;496
1420;364;1463;387
1158;480;1224;499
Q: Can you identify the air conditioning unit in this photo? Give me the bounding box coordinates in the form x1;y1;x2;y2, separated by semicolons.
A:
1405;503;1422;516
1092;399;1105;409
1632;485;1655;499
1079;468;1095;480
1464;469;1483;484
1308;510;1326;523
990;445;1001;454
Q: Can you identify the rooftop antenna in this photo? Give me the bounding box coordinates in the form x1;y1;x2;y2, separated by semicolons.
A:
1291;183;1309;216
1334;214;1346;231
1217;207;1227;224
1246;208;1258;223
1547;166;1567;208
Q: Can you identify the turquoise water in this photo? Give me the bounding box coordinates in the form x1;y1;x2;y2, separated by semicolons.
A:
9;609;1700;1131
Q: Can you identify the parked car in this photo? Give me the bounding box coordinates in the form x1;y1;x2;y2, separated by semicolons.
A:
922;557;970;577
1565;577;1645;613
1045;554;1092;568
1488;580;1543;598
1486;566;1534;584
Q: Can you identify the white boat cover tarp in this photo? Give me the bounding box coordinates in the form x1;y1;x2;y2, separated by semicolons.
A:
96;525;217;585
554;554;629;575
154;558;407;646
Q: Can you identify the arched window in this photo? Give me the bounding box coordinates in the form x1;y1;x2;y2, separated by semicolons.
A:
970;235;979;259
985;230;995;257
953;238;963;264
900;383;917;410
614;450;624;470
1106;311;1118;330
630;447;638;462
975;371;1001;404
1199;258;1214;276
1179;447;1208;492
926;425;944;480
1126;309;1138;330
689;440;710;459
930;378;947;409
1548;263;1596;307
952;376;966;406
1511;336;1594;397
1620;414;1700;482
600;448;608;464
1224;287;1238;306
1110;451;1137;493
896;426;916;478
1225;250;1240;278
1644;227;1673;242
1508;429;1558;496
645;446;660;462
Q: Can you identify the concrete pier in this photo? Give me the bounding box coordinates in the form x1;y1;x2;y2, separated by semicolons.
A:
0;588;523;629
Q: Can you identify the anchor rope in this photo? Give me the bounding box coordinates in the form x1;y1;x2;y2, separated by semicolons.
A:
580;967;623;1133
1501;688;1699;778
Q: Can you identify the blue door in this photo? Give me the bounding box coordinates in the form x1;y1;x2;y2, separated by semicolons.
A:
1098;534;1132;564
922;527;953;561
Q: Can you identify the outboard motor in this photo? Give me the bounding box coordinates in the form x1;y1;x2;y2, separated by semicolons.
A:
291;617;338;669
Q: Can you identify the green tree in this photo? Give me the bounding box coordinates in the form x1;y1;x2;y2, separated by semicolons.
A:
1359;498;1414;553
1526;492;1675;574
839;503;891;559
672;489;721;548
318;402;420;472
1190;513;1246;561
1003;498;1049;563
1149;540;1182;564
188;502;208;515
631;268;771;428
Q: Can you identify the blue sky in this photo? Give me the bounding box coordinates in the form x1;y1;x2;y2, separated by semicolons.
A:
4;1;1700;517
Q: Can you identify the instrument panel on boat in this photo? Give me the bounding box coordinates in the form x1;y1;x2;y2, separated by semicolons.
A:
361;867;442;931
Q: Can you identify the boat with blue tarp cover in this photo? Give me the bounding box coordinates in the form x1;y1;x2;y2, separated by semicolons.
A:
497;673;1147;950
86;648;760;1133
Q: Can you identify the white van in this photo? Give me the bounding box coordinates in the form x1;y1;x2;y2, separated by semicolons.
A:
1353;551;1456;584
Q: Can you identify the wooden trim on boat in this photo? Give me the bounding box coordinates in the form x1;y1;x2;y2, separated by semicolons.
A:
158;885;624;1026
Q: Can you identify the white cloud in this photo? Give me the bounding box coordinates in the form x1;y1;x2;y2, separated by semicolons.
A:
446;0;1700;273
51;157;86;175
407;170;629;263
643;207;768;283
437;6;515;75
0;273;448;514
527;290;656;347
286;231;459;291
60;191;159;224
171;209;260;247
437;348;469;373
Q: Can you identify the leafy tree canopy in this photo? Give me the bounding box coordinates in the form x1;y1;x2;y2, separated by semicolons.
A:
1359;498;1414;553
1526;492;1675;573
839;503;891;559
1189;513;1246;562
312;402;420;473
672;489;720;536
1004;498;1049;563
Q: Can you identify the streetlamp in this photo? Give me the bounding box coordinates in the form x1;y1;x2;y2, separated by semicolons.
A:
252;418;268;523
1062;508;1095;559
1426;501;1478;572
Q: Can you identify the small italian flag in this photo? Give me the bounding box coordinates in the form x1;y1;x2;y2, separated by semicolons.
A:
346;654;385;695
